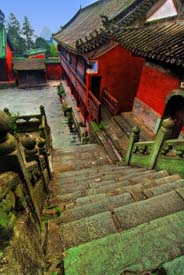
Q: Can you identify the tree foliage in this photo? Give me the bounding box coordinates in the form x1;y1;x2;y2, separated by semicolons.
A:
5;10;58;57
34;37;50;54
49;44;58;57
22;16;35;49
0;9;5;27
7;13;26;55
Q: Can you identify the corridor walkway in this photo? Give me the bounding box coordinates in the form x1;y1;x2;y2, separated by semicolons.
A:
0;83;80;148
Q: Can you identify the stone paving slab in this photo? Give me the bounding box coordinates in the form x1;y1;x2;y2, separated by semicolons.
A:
56;164;130;180
55;168;149;194
64;210;184;275
61;193;133;223
56;166;138;186
0;85;81;148
161;255;184;275
60;212;117;249
114;190;184;230
53;144;109;173
144;179;184;198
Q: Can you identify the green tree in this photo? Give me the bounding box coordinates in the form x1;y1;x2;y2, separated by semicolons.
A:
0;9;5;27
7;13;26;54
22;16;34;49
49;44;58;57
34;36;50;55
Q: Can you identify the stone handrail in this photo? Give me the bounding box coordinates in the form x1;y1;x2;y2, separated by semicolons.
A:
0;109;52;254
125;118;184;176
4;105;52;155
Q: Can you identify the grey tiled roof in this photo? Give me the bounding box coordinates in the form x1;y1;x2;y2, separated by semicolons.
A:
13;59;45;70
53;0;137;50
114;20;184;66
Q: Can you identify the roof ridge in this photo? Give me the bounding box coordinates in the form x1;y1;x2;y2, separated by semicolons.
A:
54;0;102;35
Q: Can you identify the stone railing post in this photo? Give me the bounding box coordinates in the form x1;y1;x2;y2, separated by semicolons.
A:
148;117;175;169
0;111;41;224
37;137;52;180
125;126;140;165
22;133;38;162
22;133;49;192
40;105;49;129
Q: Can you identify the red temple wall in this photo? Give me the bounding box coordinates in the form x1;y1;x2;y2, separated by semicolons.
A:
29;54;45;59
91;44;144;112
6;44;14;80
136;64;180;115
46;63;62;80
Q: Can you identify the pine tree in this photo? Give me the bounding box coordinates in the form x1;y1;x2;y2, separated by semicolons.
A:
22;16;34;49
0;9;5;27
7;13;27;54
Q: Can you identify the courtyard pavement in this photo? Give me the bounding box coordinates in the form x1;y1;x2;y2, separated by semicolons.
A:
0;82;80;148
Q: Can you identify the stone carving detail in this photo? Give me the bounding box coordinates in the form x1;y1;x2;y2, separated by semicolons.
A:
0;111;16;156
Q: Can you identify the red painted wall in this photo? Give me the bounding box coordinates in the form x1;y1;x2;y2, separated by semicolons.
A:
6;44;14;80
91;45;144;112
29;53;45;59
136;64;180;115
46;63;62;80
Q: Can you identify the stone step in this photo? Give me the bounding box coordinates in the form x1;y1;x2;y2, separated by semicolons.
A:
56;169;162;196
114;189;184;231
60;211;117;250
159;255;184;275
56;171;172;206
63;210;184;275
55;164;129;180
90;122;120;163
76;171;171;206
121;112;155;140
59;174;182;222
144;179;184;198
60;189;184;250
113;115;132;138
53;143;104;154
57;167;148;189
103;119;129;156
61;192;134;223
52;144;110;173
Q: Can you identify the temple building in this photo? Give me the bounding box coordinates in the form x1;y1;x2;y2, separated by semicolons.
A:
53;0;181;123
114;14;184;138
0;26;14;83
13;58;47;87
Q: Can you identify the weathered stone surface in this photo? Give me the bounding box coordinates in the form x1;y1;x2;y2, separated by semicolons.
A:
144;179;184;198
52;144;109;173
160;255;184;275
0;215;44;275
61;193;133;223
114;190;184;230
64;210;184;275
47;221;63;260
60;212;117;249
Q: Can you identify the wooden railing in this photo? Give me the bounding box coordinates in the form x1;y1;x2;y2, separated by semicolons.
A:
59;54;86;103
88;91;101;123
101;89;120;115
125;118;184;177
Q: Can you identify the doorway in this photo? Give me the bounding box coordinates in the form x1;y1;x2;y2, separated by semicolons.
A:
90;76;101;99
161;95;184;138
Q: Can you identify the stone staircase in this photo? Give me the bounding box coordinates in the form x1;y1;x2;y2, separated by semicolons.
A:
92;108;156;161
46;143;184;275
